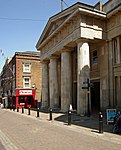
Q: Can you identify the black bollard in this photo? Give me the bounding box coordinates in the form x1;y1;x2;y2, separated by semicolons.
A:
37;108;39;117
28;107;30;115
13;105;15;111
22;106;24;114
68;110;71;125
17;107;19;112
49;108;52;121
4;100;5;108
99;112;103;133
10;104;12;110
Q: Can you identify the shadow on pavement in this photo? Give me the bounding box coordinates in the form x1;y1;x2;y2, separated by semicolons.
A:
54;111;115;134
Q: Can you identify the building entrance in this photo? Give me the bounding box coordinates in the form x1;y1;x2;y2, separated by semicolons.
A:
72;82;77;110
15;88;36;108
91;81;100;113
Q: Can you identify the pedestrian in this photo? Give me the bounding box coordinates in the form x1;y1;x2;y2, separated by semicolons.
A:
1;103;3;108
113;111;121;133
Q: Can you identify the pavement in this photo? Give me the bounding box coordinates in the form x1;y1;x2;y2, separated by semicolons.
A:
0;107;121;150
7;107;118;134
0;141;5;150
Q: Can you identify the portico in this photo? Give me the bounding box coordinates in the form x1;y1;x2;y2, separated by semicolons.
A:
36;2;108;115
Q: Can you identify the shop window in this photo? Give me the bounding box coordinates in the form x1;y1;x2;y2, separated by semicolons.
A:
23;63;31;73
23;77;30;88
92;50;98;64
19;97;25;103
27;96;32;104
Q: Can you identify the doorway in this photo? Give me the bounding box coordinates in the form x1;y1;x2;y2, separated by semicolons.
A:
91;81;100;113
72;82;77;110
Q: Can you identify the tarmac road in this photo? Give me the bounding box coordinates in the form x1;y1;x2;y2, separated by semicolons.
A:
0;109;121;150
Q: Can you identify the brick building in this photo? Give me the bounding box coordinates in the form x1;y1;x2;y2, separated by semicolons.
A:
0;51;42;108
36;0;121;115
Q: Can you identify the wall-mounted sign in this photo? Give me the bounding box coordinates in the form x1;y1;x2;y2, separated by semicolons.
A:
19;90;32;95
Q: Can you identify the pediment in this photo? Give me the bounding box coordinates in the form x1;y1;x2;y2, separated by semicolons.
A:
42;11;75;42
36;2;104;49
47;15;70;37
36;3;81;48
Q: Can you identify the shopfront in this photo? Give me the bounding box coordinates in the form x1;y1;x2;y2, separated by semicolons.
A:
12;88;36;108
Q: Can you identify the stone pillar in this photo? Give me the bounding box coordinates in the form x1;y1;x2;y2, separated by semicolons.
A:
41;62;49;108
117;36;120;63
61;51;72;112
108;40;114;108
49;58;59;108
77;42;90;115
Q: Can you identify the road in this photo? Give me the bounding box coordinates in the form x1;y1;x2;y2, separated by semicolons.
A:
0;109;121;150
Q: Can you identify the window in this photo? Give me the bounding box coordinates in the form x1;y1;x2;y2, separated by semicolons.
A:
113;36;121;64
92;50;98;64
113;38;118;63
23;63;31;73
13;64;15;76
23;77;30;88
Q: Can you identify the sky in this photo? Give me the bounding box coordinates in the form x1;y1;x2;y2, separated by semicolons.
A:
0;0;108;72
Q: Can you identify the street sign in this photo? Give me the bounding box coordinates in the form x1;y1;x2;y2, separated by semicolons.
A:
82;86;88;89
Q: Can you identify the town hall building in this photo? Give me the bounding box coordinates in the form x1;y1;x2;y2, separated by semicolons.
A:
36;0;121;115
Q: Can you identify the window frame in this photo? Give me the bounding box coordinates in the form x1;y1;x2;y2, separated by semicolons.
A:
92;50;98;65
23;77;31;88
23;63;31;73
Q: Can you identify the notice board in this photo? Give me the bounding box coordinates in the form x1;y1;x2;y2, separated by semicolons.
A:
106;109;116;124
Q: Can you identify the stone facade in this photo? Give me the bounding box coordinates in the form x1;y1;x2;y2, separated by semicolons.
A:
36;0;121;115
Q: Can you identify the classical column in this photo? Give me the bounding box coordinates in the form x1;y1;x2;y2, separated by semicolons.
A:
117;36;120;63
108;40;113;108
41;62;49;108
49;58;59;108
61;51;72;112
77;42;90;115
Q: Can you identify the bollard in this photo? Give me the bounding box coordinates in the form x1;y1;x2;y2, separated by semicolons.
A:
37;108;39;117
13;105;15;111
22;106;24;114
99;112;103;133
17;107;19;112
49;108;52;121
68;110;71;125
28;107;30;115
10;105;12;110
4;101;5;108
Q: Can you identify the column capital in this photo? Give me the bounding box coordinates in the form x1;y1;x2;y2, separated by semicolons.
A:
40;60;49;64
63;46;74;52
76;38;89;45
77;41;89;48
49;54;59;59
